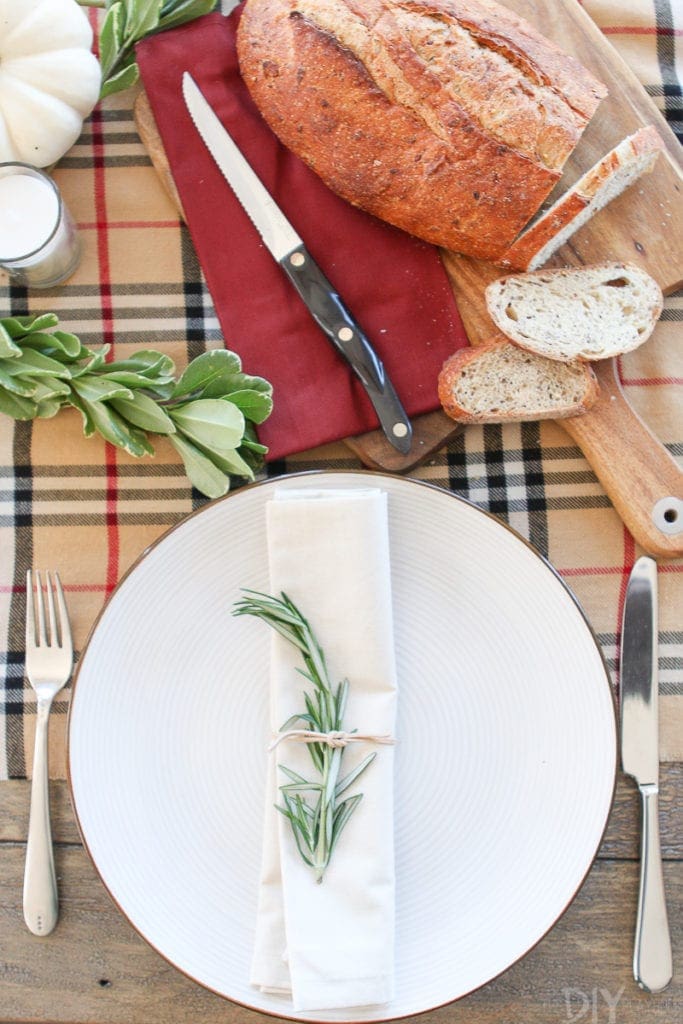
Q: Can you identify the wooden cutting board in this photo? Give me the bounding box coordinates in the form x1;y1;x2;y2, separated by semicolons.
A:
135;0;683;557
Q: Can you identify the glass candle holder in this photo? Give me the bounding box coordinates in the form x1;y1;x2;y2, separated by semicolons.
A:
0;163;81;288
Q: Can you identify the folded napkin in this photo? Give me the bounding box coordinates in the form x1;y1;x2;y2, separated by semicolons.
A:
136;10;468;460
251;487;397;1011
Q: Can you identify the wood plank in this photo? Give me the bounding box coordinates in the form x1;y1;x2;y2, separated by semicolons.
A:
0;846;679;1023
1;765;681;855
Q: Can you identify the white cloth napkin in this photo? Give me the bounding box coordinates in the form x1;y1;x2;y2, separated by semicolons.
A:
250;487;397;1012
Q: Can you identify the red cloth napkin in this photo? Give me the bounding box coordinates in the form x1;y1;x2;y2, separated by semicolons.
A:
136;9;468;460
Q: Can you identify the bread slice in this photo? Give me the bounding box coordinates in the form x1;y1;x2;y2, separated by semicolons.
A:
499;127;664;271
438;335;599;423
485;262;663;362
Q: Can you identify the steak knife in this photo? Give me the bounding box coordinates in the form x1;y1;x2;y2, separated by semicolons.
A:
620;556;672;992
182;73;412;454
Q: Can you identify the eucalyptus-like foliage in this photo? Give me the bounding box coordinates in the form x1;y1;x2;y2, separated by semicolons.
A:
233;591;376;883
0;313;272;498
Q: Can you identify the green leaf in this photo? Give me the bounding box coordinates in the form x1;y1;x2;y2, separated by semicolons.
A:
122;0;162;42
70;346;111;377
169;434;231;499
169;399;245;452
101;56;139;98
241;422;268;455
190;440;254;481
52;331;88;360
0;368;37;397
79;397;155;456
1;313;59;339
157;0;215;32
71;376;134;404
0;324;22;359
201;370;273;401
335;752;376;797
98;1;126;78
2;349;72;379
106;351;175;378
18;330;88;362
103;371;174;399
0;388;38;419
34;397;64;420
222;389;273;425
329;794;363;857
66;393;96;437
29;377;72;404
171;349;242;399
110;390;176;434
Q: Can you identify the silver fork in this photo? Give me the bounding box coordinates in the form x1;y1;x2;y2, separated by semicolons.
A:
23;570;73;937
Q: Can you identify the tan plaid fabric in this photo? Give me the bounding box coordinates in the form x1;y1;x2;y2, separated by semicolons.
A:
0;1;680;779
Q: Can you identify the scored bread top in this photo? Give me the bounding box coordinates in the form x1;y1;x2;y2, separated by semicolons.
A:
237;0;607;260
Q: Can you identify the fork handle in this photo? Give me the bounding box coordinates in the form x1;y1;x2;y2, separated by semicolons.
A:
23;698;58;936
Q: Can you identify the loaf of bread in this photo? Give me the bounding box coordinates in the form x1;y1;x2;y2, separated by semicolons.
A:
438;334;599;423
237;0;609;263
486;262;663;361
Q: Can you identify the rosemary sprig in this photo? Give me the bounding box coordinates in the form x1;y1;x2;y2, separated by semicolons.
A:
233;590;376;883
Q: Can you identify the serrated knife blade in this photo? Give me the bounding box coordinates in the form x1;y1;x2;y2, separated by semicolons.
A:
181;72;413;455
619;556;672;992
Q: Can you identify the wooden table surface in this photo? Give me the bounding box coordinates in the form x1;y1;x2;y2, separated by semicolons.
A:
1;769;680;1023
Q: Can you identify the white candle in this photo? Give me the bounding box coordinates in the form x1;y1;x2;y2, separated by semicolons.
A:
0;163;81;288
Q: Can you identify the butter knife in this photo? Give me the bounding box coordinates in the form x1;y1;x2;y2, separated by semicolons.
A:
182;72;412;454
620;556;672;992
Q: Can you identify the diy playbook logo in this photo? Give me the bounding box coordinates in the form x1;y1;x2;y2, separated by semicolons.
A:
562;987;625;1022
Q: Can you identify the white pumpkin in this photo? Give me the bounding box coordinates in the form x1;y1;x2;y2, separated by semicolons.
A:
0;0;101;167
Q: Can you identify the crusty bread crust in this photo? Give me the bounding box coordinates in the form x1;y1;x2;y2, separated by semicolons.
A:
237;0;607;261
499;126;664;270
438;334;600;423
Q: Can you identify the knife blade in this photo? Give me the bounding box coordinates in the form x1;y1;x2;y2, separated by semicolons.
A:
182;72;412;454
620;555;672;992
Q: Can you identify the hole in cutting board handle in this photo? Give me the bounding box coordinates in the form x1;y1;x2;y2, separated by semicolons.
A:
652;497;682;535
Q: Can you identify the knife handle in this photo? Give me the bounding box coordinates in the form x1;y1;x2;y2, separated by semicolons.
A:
634;784;673;992
280;244;412;451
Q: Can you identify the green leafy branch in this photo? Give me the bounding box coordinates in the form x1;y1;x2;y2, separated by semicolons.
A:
0;313;273;499
233;591;376;883
77;0;217;98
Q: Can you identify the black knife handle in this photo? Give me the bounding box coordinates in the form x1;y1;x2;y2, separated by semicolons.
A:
279;243;412;451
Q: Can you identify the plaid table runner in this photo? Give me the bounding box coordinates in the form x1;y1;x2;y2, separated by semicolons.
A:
0;0;680;780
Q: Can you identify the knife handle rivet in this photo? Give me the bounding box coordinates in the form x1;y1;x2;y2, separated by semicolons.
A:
289;252;306;267
392;423;409;438
338;327;354;342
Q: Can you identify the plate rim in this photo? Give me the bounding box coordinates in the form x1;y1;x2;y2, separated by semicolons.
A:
66;468;618;1023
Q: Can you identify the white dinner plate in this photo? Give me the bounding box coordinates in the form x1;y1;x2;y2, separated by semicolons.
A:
68;470;617;1022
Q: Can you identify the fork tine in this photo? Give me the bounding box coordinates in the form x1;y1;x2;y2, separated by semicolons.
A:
25;569;35;648
35;570;47;647
53;572;72;655
45;571;58;647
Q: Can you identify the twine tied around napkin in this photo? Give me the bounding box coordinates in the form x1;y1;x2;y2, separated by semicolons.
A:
269;728;395;751
250;486;397;1012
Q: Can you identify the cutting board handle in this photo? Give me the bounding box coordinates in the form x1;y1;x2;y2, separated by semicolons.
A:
563;361;683;558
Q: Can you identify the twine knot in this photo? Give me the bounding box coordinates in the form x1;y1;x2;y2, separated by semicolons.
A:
268;728;395;752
